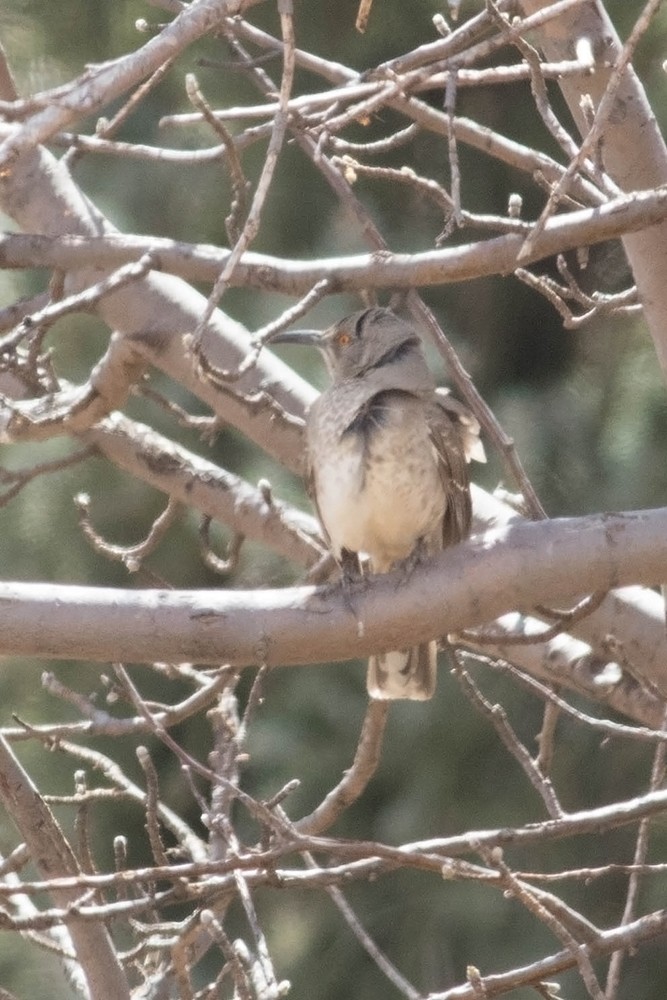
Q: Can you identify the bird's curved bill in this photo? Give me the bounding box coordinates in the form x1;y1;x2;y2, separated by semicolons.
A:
270;329;323;347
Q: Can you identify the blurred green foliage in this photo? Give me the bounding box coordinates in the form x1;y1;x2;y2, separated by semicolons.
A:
1;2;667;997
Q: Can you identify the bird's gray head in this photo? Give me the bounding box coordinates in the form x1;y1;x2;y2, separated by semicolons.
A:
272;307;425;381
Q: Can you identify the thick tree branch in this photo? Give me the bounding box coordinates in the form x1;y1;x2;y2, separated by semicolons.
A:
460;614;665;729
0;736;130;1000
471;488;667;688
1;184;666;293
0;508;666;689
0;0;246;168
520;0;667;380
0;145;313;472
84;412;325;569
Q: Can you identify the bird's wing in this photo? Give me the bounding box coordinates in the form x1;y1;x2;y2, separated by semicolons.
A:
428;397;473;548
305;453;329;545
434;388;486;464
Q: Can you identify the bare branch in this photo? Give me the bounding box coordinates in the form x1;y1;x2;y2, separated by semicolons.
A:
0;508;666;681
83;412;325;569
452;654;563;818
0;735;130;1000
427;909;667;999
2;187;667;294
0;0;245;166
195;0;296;336
519;0;667;380
518;0;663;261
296;699;389;835
605;706;667;998
0;336;146;444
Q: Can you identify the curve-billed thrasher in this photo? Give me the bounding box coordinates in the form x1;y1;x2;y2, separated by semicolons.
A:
273;307;482;700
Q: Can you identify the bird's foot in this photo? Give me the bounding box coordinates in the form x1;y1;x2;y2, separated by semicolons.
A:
316;549;366;611
394;537;428;587
340;548;367;616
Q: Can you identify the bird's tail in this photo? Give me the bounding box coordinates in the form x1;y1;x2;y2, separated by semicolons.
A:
367;642;436;700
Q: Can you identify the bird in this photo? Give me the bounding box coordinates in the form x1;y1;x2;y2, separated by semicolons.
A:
272;307;482;700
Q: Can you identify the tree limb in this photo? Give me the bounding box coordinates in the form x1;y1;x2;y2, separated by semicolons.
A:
0;508;666;688
519;0;667;380
0;736;130;1000
1;185;667;293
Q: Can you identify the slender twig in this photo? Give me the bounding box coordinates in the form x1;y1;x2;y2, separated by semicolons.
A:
534;697;560;776
452;654;563;818
486;0;599;183
444;68;462;232
427;910;667;1000
296;699;389;835
200;911;253;1000
518;861;667;883
73;771;98;881
330;156;531;238
198;518;245;575
515;265;640;329
605;705;667;999
410;295;546;518
184;73;250;243
475;842;605;1000
63;55;178;170
54;739;208;863
256;277;332;345
0;447;93;509
136;746;171;869
320;866;422;1000
461;590;606;646
74;494;182;572
113;665;294;840
193;0;296;340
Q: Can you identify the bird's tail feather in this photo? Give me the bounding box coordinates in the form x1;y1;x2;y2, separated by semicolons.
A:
367;642;436;700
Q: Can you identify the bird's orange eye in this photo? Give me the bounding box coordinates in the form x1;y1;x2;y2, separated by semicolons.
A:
337;332;351;346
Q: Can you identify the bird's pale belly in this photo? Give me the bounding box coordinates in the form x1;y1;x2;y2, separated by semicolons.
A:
314;431;445;570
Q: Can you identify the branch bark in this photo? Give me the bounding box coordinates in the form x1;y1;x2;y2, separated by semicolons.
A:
429;908;667;999
0;145;313;471
2;184;667;293
0;508;666;687
519;0;667;379
0;736;130;1000
0;0;245;168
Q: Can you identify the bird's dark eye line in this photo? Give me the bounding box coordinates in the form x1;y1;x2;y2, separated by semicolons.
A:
354;311;369;338
355;306;390;338
363;336;421;373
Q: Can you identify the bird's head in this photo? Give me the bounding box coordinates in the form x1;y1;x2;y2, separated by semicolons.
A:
271;307;423;380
